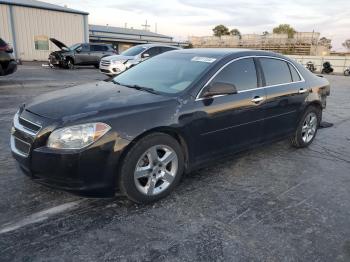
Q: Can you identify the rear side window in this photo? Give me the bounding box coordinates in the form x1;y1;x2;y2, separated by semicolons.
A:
90;45;107;51
0;38;7;47
289;64;301;82
160;47;176;53
211;58;257;92
260;58;292;86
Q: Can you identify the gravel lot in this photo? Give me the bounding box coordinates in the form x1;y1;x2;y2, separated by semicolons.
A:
0;65;349;262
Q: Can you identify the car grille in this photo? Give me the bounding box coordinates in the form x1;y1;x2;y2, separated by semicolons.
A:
100;69;110;73
11;113;42;157
100;60;111;66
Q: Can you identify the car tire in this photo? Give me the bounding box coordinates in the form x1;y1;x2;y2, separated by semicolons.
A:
344;70;350;76
94;64;99;69
118;133;184;204
66;58;74;70
0;64;3;76
291;106;321;148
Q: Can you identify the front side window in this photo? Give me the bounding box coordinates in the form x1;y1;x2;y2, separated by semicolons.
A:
34;35;49;50
144;47;160;57
113;52;214;94
211;58;257;92
260;58;292;86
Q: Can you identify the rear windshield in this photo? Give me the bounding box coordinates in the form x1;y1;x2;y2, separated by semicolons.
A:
121;45;147;56
0;38;7;47
113;52;216;94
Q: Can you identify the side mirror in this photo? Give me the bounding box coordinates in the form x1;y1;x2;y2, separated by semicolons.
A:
76;47;82;53
202;82;237;98
142;53;150;58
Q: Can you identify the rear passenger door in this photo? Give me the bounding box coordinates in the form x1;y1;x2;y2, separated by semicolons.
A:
258;57;308;140
89;45;105;64
192;58;268;160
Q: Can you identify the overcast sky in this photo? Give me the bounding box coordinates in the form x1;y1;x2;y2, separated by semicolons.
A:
46;0;349;51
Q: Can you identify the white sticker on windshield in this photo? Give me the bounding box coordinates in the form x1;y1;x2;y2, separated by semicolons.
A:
191;56;216;63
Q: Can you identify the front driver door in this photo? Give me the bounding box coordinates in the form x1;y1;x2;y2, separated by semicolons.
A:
190;57;268;162
74;44;90;65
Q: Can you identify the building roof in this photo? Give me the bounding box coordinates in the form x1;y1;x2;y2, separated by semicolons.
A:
0;0;88;15
89;25;172;40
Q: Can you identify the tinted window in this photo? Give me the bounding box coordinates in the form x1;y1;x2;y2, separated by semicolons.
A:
90;45;104;51
160;47;176;53
289;64;301;82
211;58;257;92
114;52;213;94
0;38;7;47
260;58;292;86
145;47;160;57
81;44;90;52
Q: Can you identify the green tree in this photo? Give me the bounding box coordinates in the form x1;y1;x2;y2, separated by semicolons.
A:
272;24;296;38
230;28;241;39
342;39;350;50
212;25;230;37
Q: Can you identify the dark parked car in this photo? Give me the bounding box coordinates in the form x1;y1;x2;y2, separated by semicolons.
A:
0;38;17;76
48;38;116;69
11;49;330;203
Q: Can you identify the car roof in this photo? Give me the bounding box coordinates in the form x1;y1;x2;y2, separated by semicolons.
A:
137;44;181;49
172;48;288;60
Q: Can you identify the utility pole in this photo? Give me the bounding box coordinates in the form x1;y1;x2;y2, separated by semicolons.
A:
141;20;151;31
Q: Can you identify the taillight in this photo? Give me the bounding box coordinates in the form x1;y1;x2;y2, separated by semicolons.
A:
0;44;13;52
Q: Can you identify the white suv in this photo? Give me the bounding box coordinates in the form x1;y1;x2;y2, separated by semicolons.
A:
99;44;181;76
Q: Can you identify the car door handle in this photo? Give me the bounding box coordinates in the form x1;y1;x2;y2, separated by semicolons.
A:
298;88;308;94
251;96;264;103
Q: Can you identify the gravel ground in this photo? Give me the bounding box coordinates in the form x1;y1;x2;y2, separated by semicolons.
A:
0;65;349;262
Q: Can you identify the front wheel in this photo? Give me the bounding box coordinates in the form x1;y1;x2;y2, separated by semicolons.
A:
65;58;74;70
291;106;321;148
344;70;350;76
118;133;184;203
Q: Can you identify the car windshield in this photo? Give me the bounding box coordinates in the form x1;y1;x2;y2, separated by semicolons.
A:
121;45;147;56
113;52;215;94
69;43;81;50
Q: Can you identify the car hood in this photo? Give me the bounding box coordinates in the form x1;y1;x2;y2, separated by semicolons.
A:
25;81;174;120
102;55;136;62
49;38;68;50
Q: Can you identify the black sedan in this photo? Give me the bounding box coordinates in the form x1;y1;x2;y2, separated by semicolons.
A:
11;49;330;203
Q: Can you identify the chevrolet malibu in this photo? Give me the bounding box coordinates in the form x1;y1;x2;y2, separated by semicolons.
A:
11;49;330;203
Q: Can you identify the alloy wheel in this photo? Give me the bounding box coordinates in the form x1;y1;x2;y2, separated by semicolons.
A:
301;112;317;143
134;145;178;196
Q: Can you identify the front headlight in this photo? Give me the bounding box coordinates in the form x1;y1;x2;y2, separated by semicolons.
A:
47;123;111;149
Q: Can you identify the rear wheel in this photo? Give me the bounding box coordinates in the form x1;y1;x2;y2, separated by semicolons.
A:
291;106;321;148
344;70;350;76
118;133;184;203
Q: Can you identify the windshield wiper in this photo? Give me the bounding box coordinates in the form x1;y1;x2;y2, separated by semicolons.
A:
112;81;160;95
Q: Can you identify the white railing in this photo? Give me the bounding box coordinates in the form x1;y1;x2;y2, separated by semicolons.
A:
287;55;350;74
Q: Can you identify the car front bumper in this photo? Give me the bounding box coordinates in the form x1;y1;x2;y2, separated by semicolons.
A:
10;111;130;197
99;62;126;76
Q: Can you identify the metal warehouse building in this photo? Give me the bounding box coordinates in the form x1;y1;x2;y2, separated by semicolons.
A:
0;0;89;61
